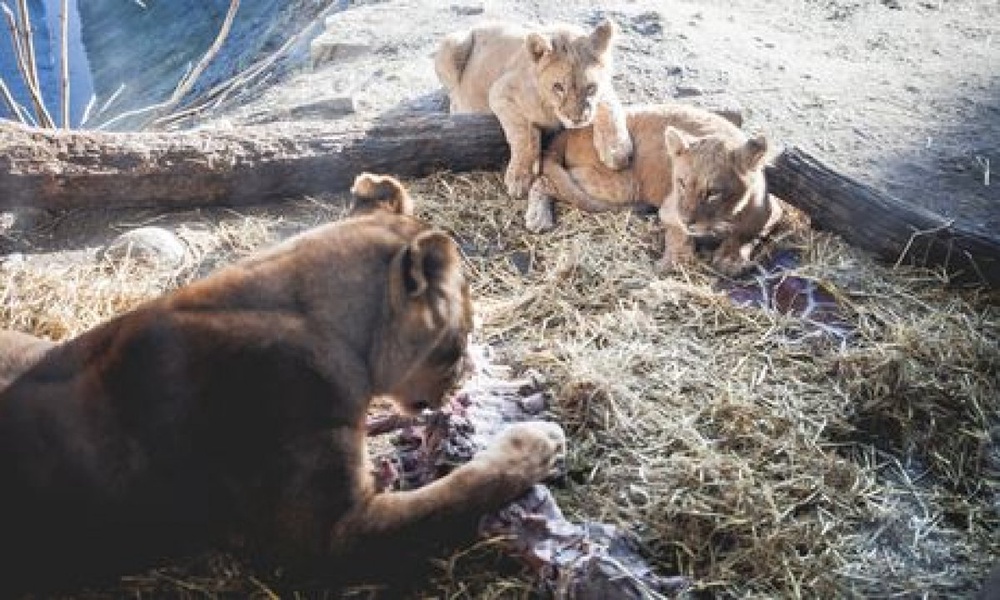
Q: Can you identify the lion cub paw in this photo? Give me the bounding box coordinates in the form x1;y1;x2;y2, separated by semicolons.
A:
597;139;633;171
657;248;696;274
525;179;557;233
504;165;535;199
477;421;566;485
712;253;754;278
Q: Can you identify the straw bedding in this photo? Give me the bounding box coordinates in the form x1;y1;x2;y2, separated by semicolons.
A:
0;171;996;597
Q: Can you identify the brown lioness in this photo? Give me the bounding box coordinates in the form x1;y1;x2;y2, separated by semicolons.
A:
0;174;564;594
434;19;632;199
527;103;783;275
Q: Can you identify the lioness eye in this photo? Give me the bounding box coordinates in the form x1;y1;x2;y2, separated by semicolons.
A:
585;83;597;96
553;82;565;94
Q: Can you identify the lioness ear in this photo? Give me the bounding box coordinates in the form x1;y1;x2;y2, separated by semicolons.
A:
590;18;617;55
351;172;415;216
526;32;552;62
392;229;463;310
737;135;769;171
664;126;692;157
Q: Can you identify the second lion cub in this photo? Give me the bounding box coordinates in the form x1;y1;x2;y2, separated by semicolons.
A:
527;103;783;276
435;20;632;199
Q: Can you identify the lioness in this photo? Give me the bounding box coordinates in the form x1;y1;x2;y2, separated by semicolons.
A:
0;174;564;594
434;19;632;199
526;103;783;275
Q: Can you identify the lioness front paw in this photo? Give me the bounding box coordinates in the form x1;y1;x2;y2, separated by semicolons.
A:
477;421;566;485
505;165;535;199
525;179;557;233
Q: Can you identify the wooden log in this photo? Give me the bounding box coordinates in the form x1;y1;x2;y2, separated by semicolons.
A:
767;147;1000;287
0;111;509;211
3;112;998;287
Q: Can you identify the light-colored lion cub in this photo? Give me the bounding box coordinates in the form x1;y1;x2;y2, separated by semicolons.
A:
435;19;632;199
527;103;783;275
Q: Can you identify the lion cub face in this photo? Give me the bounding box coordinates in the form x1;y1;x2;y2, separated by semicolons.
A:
526;19;617;129
667;128;770;239
351;174;474;415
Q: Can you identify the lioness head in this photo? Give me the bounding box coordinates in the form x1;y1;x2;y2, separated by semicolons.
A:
357;175;473;415
526;19;617;129
665;127;771;239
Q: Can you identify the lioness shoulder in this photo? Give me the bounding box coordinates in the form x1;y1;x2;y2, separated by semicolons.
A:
528;104;783;275
0;173;563;594
434;19;632;199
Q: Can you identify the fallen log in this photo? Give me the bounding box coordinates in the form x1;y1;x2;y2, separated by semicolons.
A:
767;147;1000;286
2;115;998;286
0;111;509;211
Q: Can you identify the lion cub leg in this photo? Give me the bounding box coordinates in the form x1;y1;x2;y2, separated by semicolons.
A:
501;121;541;200
526;152;628;232
489;92;542;199
591;95;633;171
525;176;558;233
332;422;564;553
657;201;696;272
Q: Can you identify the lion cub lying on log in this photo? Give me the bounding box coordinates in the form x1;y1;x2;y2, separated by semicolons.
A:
435;19;632;199
0;174;564;594
527;103;783;275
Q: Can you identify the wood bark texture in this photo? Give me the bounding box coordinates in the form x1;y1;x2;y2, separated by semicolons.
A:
0;112;508;211
767;147;1000;286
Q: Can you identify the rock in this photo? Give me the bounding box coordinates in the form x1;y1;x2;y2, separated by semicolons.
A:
631;11;664;36
310;33;373;68
101;227;187;270
450;4;484;15
675;84;705;97
288;96;356;118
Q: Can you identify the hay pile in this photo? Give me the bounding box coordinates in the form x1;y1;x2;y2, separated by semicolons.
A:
0;172;997;597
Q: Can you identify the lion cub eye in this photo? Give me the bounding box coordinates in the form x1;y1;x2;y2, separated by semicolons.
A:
552;82;565;95
584;83;598;97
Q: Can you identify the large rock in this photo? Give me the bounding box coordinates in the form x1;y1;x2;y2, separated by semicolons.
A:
101;226;188;270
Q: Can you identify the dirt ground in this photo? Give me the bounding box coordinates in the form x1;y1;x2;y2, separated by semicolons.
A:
0;0;998;597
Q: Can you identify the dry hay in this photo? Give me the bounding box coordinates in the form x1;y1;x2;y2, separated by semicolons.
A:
0;172;997;598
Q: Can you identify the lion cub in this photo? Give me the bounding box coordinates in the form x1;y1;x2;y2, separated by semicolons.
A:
527;103;783;275
434;19;632;199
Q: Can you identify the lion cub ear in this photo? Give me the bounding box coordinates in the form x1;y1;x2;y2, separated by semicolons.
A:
590;18;617;56
350;172;415;216
391;230;464;324
526;32;552;62
736;135;769;171
664;126;693;157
